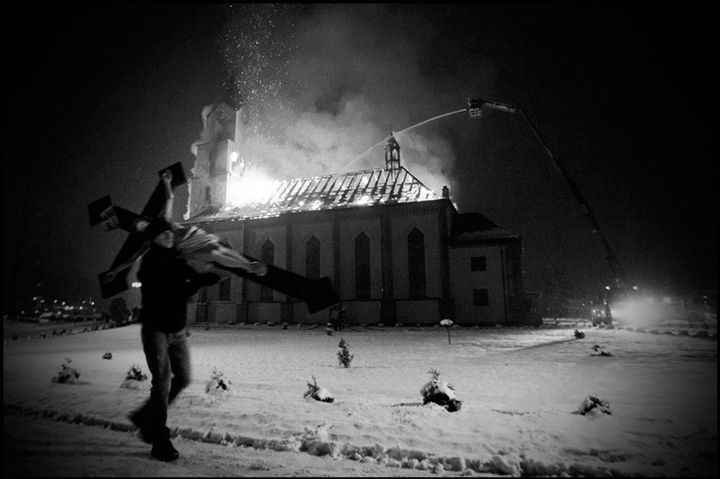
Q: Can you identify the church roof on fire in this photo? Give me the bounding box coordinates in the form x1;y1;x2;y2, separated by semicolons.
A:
188;166;440;223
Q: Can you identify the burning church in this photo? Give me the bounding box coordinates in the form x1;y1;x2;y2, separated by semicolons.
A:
182;101;533;326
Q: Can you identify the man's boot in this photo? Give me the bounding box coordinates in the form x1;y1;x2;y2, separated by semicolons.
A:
151;440;179;462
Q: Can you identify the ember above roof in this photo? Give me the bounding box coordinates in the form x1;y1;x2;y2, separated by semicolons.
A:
189;166;439;222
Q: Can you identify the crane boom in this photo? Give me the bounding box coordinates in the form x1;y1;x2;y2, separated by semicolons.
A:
468;98;627;288
516;107;626;288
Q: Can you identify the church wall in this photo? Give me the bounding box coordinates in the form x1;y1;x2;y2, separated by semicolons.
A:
344;300;383;325
244;220;288;303
288;214;335;324
389;208;443;300
289;216;335;282
395;300;441;325
247;302;283;324
189;208;522;327
209;301;236;324
292;302;332;324
336;212;383;302
203;220;246;303
186;303;199;324
449;243;507;325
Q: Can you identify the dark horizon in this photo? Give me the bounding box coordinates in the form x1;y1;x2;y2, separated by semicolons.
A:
3;3;718;314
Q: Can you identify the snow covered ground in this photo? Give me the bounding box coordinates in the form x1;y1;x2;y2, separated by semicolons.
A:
3;321;717;477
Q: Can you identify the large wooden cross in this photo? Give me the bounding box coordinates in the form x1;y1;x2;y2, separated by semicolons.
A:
88;162;338;314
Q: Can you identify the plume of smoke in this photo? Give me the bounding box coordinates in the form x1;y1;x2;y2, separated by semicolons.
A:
394;129;455;195
199;4;494;195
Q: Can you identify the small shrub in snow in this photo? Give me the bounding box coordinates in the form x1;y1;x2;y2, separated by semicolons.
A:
205;368;233;399
337;338;354;368
591;344;612;356
125;364;147;382
120;364;148;389
51;357;80;384
574;329;585;339
304;376;334;403
421;368;462;412
573;395;612;416
102;352;112;360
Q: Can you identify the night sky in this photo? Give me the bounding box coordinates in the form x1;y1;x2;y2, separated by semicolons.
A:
3;3;718;313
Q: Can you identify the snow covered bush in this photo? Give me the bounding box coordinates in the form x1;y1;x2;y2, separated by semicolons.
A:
304;376;334;403
125;364;147;381
120;364;148;389
337;338;353;368
573;395;612;417
421;368;462;412
591;344;612;356
51;357;80;384
205;368;233;400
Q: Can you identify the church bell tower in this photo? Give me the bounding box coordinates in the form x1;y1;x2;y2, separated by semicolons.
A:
185;101;242;219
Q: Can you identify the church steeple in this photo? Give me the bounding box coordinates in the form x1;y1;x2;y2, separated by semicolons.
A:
185;100;242;219
384;134;401;171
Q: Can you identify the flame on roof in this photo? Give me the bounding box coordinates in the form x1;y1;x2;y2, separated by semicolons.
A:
189;166;439;222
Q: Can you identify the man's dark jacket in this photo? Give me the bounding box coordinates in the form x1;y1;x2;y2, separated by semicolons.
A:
138;245;220;333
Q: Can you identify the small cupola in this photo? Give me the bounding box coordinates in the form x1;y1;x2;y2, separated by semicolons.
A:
384;134;401;171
